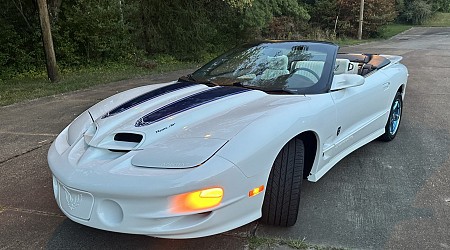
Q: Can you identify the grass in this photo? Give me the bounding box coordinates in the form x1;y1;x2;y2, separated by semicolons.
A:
247;236;346;250
379;23;413;38
0;59;197;107
334;37;373;46
423;12;450;27
333;23;413;46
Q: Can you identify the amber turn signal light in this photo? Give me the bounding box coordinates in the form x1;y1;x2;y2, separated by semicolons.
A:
171;187;223;213
249;185;264;197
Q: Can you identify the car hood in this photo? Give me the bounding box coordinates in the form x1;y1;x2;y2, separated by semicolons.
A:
69;82;309;169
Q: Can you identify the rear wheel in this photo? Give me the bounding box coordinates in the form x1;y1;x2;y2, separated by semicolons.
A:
379;92;403;141
261;139;304;227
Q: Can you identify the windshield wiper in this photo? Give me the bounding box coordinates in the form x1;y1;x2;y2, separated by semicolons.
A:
264;89;297;94
178;74;197;83
187;74;198;82
178;74;219;87
233;82;295;95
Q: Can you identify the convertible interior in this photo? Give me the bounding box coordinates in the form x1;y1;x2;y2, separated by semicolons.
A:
259;53;391;85
290;53;391;79
335;53;391;76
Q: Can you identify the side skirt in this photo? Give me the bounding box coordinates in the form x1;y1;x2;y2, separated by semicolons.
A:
307;128;384;182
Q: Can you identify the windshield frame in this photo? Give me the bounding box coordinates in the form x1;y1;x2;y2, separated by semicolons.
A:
191;41;338;95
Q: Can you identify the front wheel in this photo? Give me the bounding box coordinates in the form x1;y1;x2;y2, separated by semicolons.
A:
261;139;304;227
379;92;403;141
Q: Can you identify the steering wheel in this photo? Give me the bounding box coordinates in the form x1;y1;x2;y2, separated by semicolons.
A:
291;67;320;82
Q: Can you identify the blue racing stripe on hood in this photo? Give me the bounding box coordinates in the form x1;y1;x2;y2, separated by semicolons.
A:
102;82;198;119
135;87;252;127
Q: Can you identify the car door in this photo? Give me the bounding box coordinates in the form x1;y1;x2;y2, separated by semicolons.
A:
326;72;390;159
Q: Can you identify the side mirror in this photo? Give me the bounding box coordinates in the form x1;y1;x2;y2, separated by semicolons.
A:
331;74;365;91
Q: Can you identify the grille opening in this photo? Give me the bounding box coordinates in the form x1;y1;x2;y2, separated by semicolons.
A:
114;133;143;143
109;149;131;153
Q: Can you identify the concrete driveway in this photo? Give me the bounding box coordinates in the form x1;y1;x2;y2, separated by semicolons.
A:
0;27;449;249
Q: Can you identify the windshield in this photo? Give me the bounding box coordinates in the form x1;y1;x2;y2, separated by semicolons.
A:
190;41;338;94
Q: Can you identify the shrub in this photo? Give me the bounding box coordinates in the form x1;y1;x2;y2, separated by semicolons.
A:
53;0;134;66
401;0;433;24
309;0;397;38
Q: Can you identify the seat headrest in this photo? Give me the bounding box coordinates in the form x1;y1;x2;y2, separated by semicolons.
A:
267;55;289;70
334;59;350;75
292;60;325;70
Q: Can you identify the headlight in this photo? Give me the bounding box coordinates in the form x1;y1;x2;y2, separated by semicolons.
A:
170;187;224;213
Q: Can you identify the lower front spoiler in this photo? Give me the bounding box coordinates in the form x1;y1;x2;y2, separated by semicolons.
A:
49;132;269;238
53;174;266;239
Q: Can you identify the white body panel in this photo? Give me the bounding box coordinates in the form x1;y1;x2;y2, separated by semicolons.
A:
48;53;408;238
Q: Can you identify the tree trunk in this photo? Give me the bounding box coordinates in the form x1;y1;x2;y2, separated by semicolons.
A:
358;0;364;40
37;0;59;82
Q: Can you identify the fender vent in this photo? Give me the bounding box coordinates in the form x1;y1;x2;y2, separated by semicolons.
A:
114;133;143;143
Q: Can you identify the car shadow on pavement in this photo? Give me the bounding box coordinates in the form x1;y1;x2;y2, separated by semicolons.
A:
45;219;248;250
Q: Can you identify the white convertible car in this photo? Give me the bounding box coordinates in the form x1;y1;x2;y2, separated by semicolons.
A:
48;41;408;238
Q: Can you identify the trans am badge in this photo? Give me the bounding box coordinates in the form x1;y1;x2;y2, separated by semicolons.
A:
63;186;83;210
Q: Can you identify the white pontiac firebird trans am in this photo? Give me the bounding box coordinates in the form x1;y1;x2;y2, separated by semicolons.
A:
48;41;408;238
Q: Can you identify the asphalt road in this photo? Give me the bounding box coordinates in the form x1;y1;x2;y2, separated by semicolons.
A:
0;27;449;249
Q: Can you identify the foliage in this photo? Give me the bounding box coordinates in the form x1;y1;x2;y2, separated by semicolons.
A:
136;0;242;61
1;0;446;80
423;12;450;26
398;0;449;24
53;0;133;66
401;0;433;24
308;0;340;32
0;1;44;76
243;0;310;39
430;0;450;12
225;0;254;9
395;0;405;15
308;0;397;38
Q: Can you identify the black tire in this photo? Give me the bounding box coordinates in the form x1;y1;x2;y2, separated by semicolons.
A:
379;92;403;142
261;139;304;227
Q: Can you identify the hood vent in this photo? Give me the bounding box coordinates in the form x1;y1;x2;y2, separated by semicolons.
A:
114;133;143;143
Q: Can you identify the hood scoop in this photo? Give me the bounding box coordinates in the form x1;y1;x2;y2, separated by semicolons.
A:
92;132;145;152
114;133;143;144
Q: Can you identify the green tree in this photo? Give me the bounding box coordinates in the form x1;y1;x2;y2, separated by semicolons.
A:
401;0;433;24
430;0;450;12
240;0;310;39
0;1;44;76
53;0;133;65
307;0;397;38
136;0;241;60
225;0;254;9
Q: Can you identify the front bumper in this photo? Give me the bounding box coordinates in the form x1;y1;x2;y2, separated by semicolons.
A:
48;128;266;238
